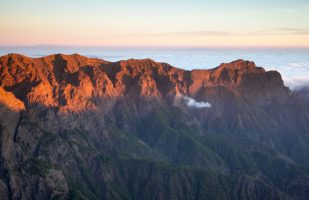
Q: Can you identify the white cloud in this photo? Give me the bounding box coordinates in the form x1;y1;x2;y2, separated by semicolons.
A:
283;75;309;90
176;94;211;109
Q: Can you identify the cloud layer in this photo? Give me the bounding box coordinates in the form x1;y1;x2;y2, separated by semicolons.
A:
128;27;309;38
283;75;309;90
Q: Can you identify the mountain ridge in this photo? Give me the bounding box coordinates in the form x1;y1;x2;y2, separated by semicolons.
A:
0;53;288;111
0;53;308;200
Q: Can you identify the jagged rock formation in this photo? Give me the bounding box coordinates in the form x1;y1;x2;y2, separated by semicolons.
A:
0;54;308;200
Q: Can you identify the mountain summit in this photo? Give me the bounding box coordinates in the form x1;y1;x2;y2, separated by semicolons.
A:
0;54;308;200
0;54;288;110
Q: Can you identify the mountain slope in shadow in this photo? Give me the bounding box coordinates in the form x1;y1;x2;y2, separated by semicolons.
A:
0;54;309;200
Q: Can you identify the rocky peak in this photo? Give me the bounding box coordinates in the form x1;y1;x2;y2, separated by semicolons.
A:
0;54;289;111
209;60;262;85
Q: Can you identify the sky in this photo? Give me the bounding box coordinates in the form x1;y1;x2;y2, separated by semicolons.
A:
0;0;309;47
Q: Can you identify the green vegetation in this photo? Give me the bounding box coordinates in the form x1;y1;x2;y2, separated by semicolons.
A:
11;99;309;200
22;158;52;177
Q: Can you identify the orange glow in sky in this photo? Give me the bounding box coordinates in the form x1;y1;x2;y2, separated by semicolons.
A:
1;0;309;47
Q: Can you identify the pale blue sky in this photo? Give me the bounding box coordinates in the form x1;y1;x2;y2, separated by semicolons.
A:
0;0;309;46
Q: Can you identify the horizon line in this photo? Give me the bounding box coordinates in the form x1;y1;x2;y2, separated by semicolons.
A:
1;44;309;49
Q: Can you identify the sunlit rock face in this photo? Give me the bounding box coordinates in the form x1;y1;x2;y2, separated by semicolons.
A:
0;54;308;200
0;54;288;110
